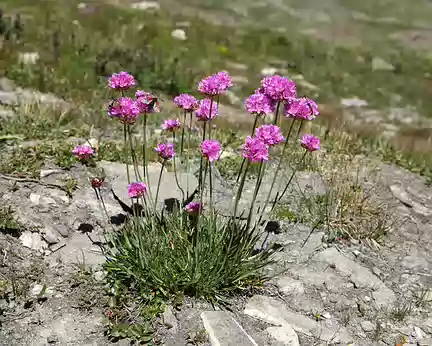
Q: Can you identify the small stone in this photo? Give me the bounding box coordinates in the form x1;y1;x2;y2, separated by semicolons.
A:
30;283;54;298
418;339;432;346
19;231;48;251
42;227;60;244
201;311;257;346
275;276;305;296
171;29;187;40
29;193;41;205
56;225;69;238
372;57;395;71
363;296;371;303
18;52;40;65
94;271;105;282
261;67;278;76
360;321;375;332
162;306;178;332
352;250;361;257
267;326;299;346
47;335;58;344
341;97;368;108
414;326;425;340
130;1;160;11
40;169;63;178
322;312;331;319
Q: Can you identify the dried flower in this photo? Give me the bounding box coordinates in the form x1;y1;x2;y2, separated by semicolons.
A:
260;75;296;102
195;98;218;121
255;125;284;146
108;72;136;90
91;178;104;188
136;90;160;113
127;182;148;198
155;143;176;160
72;145;94;160
173;93;199;112
242;136;269;162
200;139;222;162
108;97;140;124
300;134;321;152
185;201;202;214
198;71;233;95
284;97;319;120
245;90;276;116
161;119;181;132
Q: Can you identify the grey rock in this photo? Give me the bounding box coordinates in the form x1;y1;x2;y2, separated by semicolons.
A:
42;227;60;244
40;169;64;178
423;318;432;334
244;295;351;343
0;77;15;91
201;311;257;346
390;185;432;216
163;306;178;332
418;339;432;346
341;97;368;108
19;231;48;251
372;57;395;71
94;271;105;282
30;283;54;298
29;193;41;205
130;1;160;11
18;52;40;65
267;325;299;346
275;276;305;296
360;321;375;332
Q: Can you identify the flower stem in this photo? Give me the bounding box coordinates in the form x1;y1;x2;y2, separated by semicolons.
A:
236;114;259;183
186;112;192;198
180;109;186;156
198;122;207;191
246;161;265;230
208;96;214;139
209;162;213;216
123;123;131;185
142;113;147;179
233;160;250;226
127;125;142;182
273;101;281;126
173;132;185;203
154;160;165;210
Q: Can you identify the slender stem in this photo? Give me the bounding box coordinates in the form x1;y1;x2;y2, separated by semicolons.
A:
172;132;185;202
233;161;251;225
199;160;208;212
273;101;281;126
246;161;265;230
208;96;214;139
154;160;165;210
180;109;186;156
123;123;131;185
273;150;307;207
142;113;147;179
256;118;296;225
236;114;259;183
127;125;142;182
209;162;213;216
186;112;192;198
198;122;207;191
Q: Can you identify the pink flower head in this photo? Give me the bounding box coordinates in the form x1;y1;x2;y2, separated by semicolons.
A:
108;97;140;124
136;90;161;113
242;136;269;163
198;71;233;95
173;93;199;112
161;119;181;132
245;90;276;116
300;134;321;152
200;139;222;162
127;182;148;198
195;98;218;121
72;144;94;161
284;97;319;120
185;201;202;214
155;143;176;160
255;125;284;146
108;72;136;90
261;75;297;102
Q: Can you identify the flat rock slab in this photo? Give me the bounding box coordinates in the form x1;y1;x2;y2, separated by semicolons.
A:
201;311;258;346
244;295;352;344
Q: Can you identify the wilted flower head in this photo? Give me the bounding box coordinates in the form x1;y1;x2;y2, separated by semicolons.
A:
173;93;199;112
161;119;181;132
136;90;160;113
108;97;140;124
198;71;233;95
108;72;136;90
255;125;284;146
127;182;148;198
284;97;319;120
72;145;94;161
91;177;104;188
200;139;222;162
242;136;269;163
185;201;202;214
155;143;176;160
195;98;218;121
300;134;321;152
245;90;276;116
261;75;296;102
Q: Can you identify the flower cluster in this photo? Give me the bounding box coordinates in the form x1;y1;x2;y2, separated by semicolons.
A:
255;125;284;146
284;97;319;121
108;97;140;124
136;91;160;113
300;134;321;152
195;99;218;121
198;71;233;96
242;136;269;163
128;182;148;198
245;90;276;116
72;144;94;161
200;140;222;162
109;71;136;90
174;93;199;112
155;143;176;160
185;201;202;214
260;75;296;102
161;119;181;132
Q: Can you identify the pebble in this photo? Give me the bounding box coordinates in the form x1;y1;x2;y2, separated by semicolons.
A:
360;321;375;332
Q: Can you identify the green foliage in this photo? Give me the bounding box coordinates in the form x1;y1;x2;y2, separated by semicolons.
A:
105;211;273;304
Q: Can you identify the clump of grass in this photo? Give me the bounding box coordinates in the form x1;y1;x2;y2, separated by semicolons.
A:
389;300;413;322
413;285;432;308
0;206;19;231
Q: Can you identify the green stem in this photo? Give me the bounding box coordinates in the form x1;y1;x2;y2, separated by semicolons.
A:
154;160;165;210
142;113;147;179
127;125;142;182
186;112;192;198
236;114;260;183
198;122;207;191
246;161;265;230
172;132;185;203
209;162;213;216
123;123;131;185
233;161;251;226
273;101;281;126
180;109;186;156
208;96;214;139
